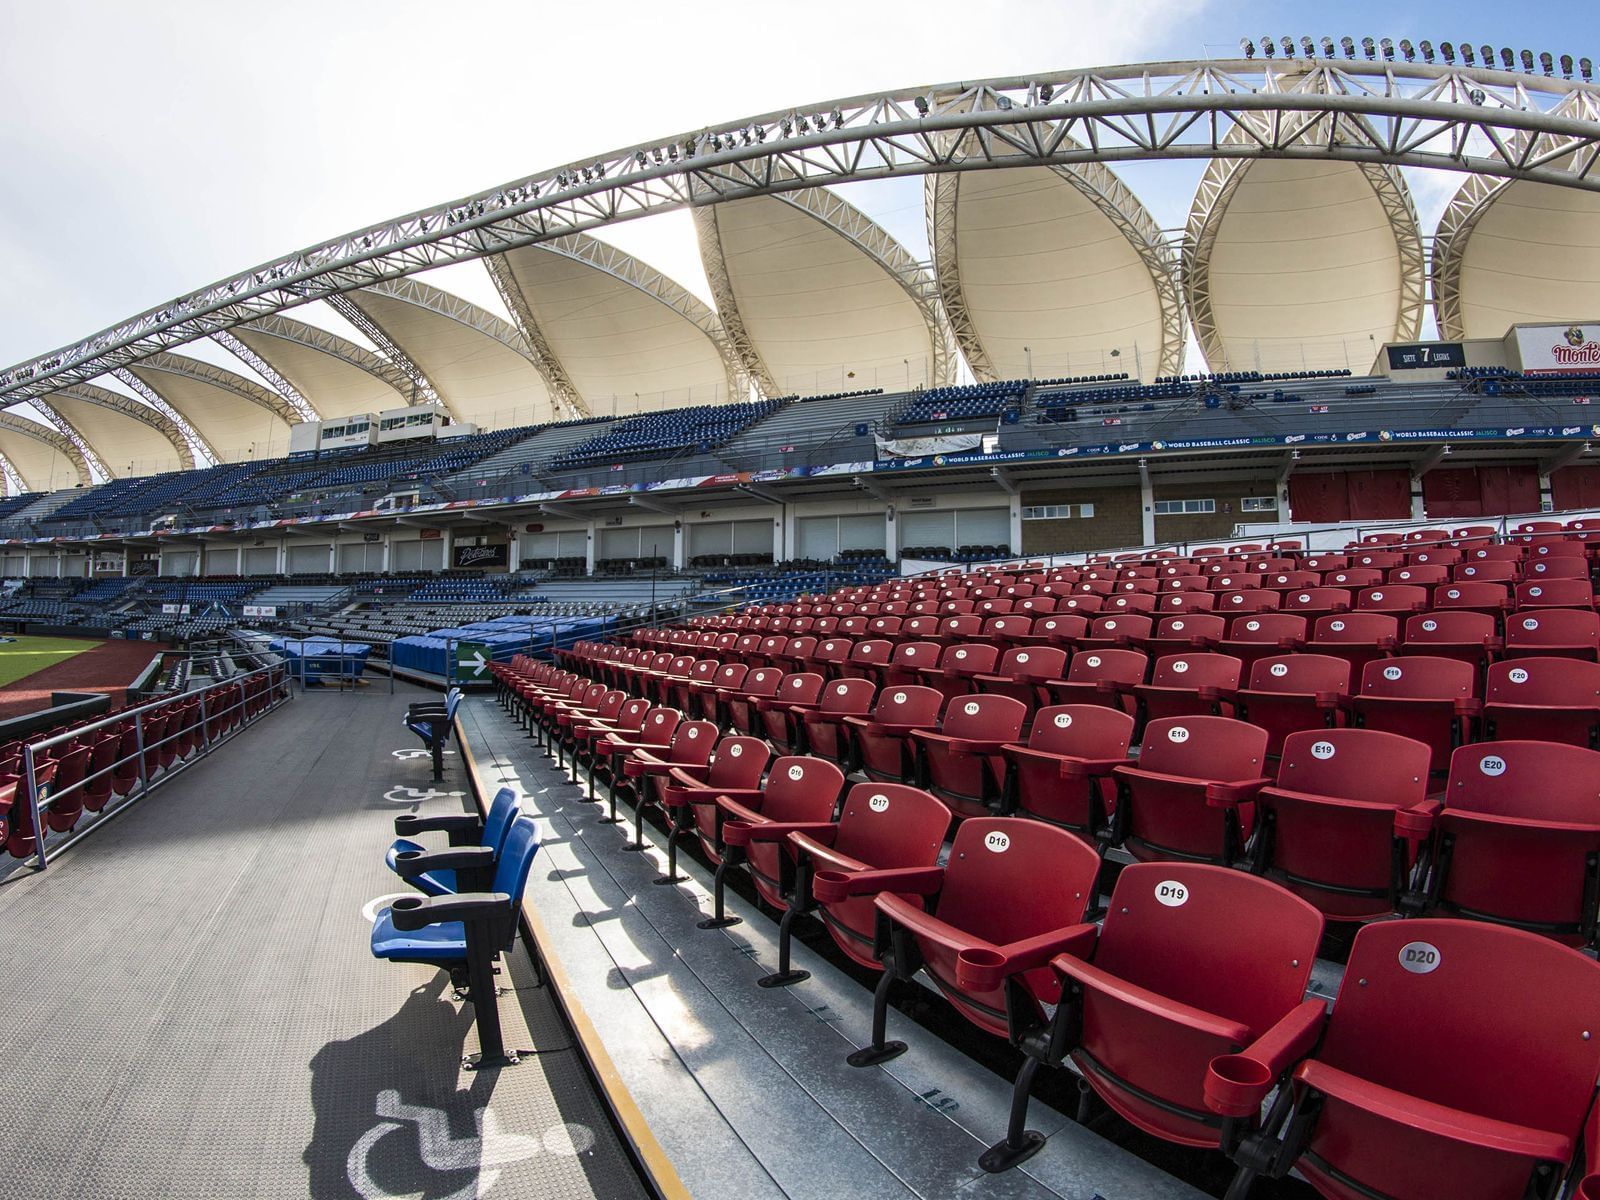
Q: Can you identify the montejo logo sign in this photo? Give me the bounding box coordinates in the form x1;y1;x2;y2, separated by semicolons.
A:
1516;322;1600;374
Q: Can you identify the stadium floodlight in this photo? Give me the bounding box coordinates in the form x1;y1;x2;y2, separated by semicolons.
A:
1279;36;1294;56
1440;41;1455;63
1482;45;1495;68
1380;38;1395;61
914;95;929;116
1361;37;1376;60
1581;57;1593;81
1261;36;1274;57
1561;53;1574;77
1540;52;1554;75
1399;39;1414;61
1038;82;1053;103
1521;50;1535;72
1500;47;1514;70
1340;36;1356;58
1241;37;1255;58
1320;36;1336;57
1301;37;1317;57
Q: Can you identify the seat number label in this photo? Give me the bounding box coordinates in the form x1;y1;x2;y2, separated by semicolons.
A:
1478;755;1506;777
1311;741;1336;759
1399;941;1441;973
1156;880;1188;907
984;830;1010;853
868;794;889;812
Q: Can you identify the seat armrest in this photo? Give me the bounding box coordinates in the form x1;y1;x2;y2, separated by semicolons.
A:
393;845;495;878
387;891;509;932
954;923;1098;992
1204;776;1272;807
1195;685;1237;703
1204;998;1328;1118
1059;755;1134;779
1314;690;1352;710
394;812;481;838
1394;799;1443;840
811;865;944;904
1453;697;1483;717
623;756;680;778
722;819;838;848
912;731;1007;756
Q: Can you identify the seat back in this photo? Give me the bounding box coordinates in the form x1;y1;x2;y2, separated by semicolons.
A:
1355;585;1429;613
868;685;942;727
1524;556;1590;580
1136;715;1268;782
1281;588;1352;614
844;639;893;672
1152;614;1226;643
710;663;749;691
1088;614;1153;642
1025;704;1135;756
938;693;1026;742
1444;740;1600;823
832;783;952;869
1505;607;1600;650
1359;655;1475;702
1226;613;1307;644
1312;612;1398;646
637;707;682;747
809;639;852;669
775;672;824;707
1517;578;1594;608
1486;656;1600;707
934;817;1102;949
1317;920;1600;1153
489;815;542;904
938;643;999;675
1273;728;1431;805
1404;610;1496;646
817;677;875;715
704;736;772;789
758;756;847;823
1148;652;1241;692
1065;648;1147;687
1001;645;1068;680
483;787;520;853
1093;862;1322;1038
667;720;719;766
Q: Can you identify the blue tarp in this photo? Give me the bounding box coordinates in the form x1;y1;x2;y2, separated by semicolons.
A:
390;615;617;678
275;638;372;682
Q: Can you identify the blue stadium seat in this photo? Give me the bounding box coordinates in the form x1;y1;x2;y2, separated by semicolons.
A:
404;688;462;780
386;785;520;897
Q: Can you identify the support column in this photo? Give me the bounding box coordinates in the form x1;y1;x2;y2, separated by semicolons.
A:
1409;476;1427;520
671;523;685;571
276;540;288;575
1538;471;1555;513
1138;460;1157;546
584;523;596;576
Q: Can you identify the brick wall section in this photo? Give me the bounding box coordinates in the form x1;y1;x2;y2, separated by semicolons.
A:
1152;477;1280;543
1020;486;1142;554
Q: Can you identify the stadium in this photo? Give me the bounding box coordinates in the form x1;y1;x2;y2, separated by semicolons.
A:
2;32;1600;1200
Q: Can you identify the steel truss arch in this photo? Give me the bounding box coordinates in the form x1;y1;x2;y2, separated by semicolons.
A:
692;204;777;397
29;399;110;479
47;381;196;471
8;58;1600;399
323;294;446;412
1432;90;1600;339
925;83;1183;381
0;413;90;487
1183;67;1426;371
482;253;589;420
238;312;416;397
211;331;317;421
0;456;25;496
110;368;219;463
132;351;303;426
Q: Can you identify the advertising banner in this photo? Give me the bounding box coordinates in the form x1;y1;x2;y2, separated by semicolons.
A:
875;432;984;459
242;605;278;618
1515;323;1600;374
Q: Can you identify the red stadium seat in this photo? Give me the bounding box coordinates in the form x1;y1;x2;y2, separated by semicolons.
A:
915;643;1000;703
984;863;1323;1167
1353;585;1430;616
1280;587;1353;619
877;641;943;689
1406;741;1600;942
1399;611;1501;674
774;783;952;984
1216;613;1307;679
1250;728;1433;921
719;667;785;735
1077;613;1153;654
1111;716;1270;865
843;818;1101;1095
1503;607;1600;661
795;678;876;761
1482;657;1600;748
971;646;1070;716
685;663;747;721
1042;648;1148;717
621;719;718;856
656;733;770;873
910;693;1028;818
1132;652;1242;731
1308;613;1398;675
842;685;944;782
1350;656;1479;775
837;638;893;681
1516;578;1597;610
1212;920;1600;1200
804;637;854;680
1233;653;1351;756
753;672;824;750
998;704;1134;847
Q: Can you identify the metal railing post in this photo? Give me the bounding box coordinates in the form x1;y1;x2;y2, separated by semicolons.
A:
198;687;212;752
133;710;148;795
22;742;46;871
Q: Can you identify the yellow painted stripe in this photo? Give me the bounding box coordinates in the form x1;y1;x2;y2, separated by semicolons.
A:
455;717;692;1200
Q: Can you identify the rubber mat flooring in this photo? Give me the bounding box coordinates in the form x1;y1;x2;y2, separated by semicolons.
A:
0;685;646;1200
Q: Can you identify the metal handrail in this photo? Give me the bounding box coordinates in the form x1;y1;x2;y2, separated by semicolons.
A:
10;659;292;874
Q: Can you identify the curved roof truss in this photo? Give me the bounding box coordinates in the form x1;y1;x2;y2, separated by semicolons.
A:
1432;90;1600;339
926;83;1184;380
29;398;109;478
483;253;587;419
110;367;219;463
210;331;316;420
47;382;195;471
8;59;1600;400
132;351;301;425
239;312;416;397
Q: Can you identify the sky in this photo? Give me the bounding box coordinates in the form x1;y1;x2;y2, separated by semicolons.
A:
0;0;1594;375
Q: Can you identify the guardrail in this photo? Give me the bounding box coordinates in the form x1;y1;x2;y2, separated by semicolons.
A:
8;660;293;874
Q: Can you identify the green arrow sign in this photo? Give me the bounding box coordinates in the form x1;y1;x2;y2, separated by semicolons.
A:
454;641;491;681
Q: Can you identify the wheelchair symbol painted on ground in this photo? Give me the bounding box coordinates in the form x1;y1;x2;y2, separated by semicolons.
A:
383;786;466;804
347;1088;592;1199
392;748;455;761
